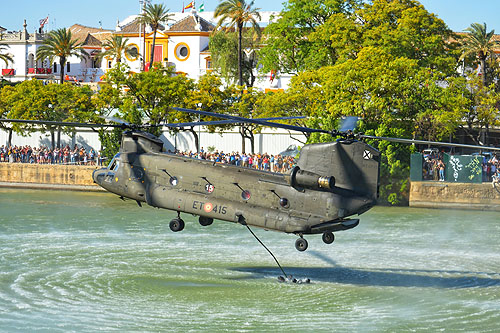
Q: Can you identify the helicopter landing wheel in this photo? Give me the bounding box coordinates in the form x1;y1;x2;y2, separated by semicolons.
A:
169;218;185;232
295;238;308;252
199;216;213;226
322;232;335;244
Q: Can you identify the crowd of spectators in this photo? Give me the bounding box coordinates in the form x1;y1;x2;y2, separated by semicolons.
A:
421;149;500;182
0;144;295;173
480;154;499;182
422;149;446;181
170;148;296;173
0;144;100;165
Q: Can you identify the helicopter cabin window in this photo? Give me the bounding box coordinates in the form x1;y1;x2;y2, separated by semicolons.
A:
108;153;121;171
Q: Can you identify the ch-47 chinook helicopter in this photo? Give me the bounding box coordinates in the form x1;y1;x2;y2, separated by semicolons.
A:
2;110;500;252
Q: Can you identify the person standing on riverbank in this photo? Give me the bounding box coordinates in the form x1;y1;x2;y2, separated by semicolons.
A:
438;159;445;181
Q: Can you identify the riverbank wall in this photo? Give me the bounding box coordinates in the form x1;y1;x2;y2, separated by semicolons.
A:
0;163;102;191
2;164;500;210
410;181;500;211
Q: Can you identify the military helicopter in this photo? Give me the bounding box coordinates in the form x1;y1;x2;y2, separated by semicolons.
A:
2;111;500;252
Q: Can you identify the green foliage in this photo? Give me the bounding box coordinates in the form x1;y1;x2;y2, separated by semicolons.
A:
361;123;413;206
137;3;173;65
36;28;88;83
180;72;233;133
105;62;194;128
259;0;359;73
0;80;95;147
98;35;134;63
459;22;499;85
209;31;259;87
98;127;123;161
214;0;261;86
358;0;456;73
4;80;93;132
256;0;465;205
0;43;14;66
260;0;456;75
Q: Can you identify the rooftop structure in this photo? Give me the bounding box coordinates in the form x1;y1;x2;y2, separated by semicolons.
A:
0;10;286;91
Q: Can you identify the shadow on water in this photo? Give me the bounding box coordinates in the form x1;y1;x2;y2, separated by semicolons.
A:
229;251;500;288
229;266;500;288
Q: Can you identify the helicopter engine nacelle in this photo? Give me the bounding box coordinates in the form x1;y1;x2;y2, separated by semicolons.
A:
286;166;335;191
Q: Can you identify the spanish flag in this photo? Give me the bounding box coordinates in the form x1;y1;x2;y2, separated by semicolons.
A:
184;1;194;10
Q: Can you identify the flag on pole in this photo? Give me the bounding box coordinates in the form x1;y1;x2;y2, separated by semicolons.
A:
269;70;276;82
184;1;194;10
39;15;49;28
199;2;205;12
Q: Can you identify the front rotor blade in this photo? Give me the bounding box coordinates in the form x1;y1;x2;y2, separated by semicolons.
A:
173;107;328;134
0;118;122;128
160;116;306;128
360;135;500;151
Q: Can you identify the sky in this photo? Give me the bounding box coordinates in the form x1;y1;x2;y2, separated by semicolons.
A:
1;0;500;33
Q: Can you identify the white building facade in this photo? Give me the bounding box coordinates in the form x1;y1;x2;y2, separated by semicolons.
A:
1;11;299;153
1;11;290;91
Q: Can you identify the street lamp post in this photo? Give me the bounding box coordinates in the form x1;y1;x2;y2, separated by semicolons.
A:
197;103;202;153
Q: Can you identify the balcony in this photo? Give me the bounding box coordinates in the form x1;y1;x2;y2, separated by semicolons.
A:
27;68;52;74
1;69;14;76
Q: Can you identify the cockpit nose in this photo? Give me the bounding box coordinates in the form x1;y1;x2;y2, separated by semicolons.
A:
92;168;106;185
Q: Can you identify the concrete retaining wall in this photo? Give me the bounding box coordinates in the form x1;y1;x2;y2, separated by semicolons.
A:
0;163;102;191
410;181;500;211
2;164;500;210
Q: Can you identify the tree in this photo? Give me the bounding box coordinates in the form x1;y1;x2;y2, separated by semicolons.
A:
214;0;261;87
229;86;267;153
259;71;328;144
4;80;94;148
0;43;14;66
209;30;260;87
137;3;173;67
259;0;360;74
358;0;456;73
36;28;88;84
179;73;233;152
0;84;16;146
273;45;462;205
105;62;193;134
451;74;500;146
459;22;499;86
259;0;456;75
99;35;134;63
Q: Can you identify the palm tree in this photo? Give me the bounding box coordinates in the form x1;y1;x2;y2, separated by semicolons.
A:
99;35;134;63
0;43;14;66
137;3;173;67
36;28;88;84
460;22;499;86
214;0;261;87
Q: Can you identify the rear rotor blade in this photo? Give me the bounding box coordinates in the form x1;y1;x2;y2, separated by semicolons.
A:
360;134;500;152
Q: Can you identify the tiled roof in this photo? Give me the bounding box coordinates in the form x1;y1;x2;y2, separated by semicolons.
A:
69;24;113;46
168;14;214;32
91;31;113;43
0;26;6;32
119;18;165;33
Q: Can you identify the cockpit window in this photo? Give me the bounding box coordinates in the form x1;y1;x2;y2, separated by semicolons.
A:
108;153;121;171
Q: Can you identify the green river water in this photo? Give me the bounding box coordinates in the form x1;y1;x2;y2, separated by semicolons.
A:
0;188;499;332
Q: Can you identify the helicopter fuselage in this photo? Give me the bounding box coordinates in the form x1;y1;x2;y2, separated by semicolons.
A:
92;130;380;251
93;142;377;236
